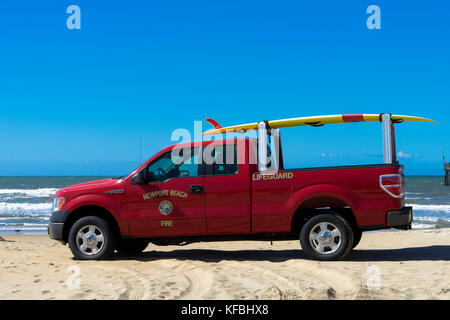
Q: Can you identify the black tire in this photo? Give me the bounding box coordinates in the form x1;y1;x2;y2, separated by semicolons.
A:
68;216;116;260
300;212;354;261
116;239;150;255
352;228;363;249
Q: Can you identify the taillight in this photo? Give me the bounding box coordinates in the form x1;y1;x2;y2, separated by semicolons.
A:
380;174;404;198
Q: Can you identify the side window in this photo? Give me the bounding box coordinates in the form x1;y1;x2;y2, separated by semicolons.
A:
147;148;200;182
213;144;238;175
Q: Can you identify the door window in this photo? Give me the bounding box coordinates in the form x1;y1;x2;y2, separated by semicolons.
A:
147;148;200;183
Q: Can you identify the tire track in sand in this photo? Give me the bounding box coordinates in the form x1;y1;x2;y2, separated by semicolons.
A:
174;261;216;300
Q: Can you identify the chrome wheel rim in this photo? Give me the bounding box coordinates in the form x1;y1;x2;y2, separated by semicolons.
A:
309;222;342;254
76;225;105;256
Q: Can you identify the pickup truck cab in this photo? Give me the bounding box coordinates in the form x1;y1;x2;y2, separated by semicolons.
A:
48;114;430;260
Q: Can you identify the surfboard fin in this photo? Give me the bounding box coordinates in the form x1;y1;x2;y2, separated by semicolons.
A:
205;118;222;130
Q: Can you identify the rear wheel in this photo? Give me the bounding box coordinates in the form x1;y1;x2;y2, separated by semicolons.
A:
68;216;116;260
116;239;150;255
300;212;354;261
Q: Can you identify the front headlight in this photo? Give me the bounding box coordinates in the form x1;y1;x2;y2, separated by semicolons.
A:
52;197;65;212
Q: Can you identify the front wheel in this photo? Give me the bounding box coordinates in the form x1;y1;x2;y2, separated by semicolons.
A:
300;212;354;261
68;216;116;260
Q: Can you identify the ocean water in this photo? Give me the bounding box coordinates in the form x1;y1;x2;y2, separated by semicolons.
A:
0;177;107;235
403;176;450;229
0;176;449;235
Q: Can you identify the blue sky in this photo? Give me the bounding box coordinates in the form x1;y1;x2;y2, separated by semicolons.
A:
0;1;448;176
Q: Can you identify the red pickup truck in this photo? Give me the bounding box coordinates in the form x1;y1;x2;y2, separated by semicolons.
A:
48;114;431;260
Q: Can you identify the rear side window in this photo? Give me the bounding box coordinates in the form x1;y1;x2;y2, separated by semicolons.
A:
212;144;238;175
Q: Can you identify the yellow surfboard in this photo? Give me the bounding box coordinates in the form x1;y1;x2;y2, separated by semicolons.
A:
203;114;436;135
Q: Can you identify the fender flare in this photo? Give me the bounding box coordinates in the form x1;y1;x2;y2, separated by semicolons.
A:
64;194;126;228
286;184;360;217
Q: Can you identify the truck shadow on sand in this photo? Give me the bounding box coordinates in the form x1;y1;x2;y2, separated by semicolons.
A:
111;245;450;262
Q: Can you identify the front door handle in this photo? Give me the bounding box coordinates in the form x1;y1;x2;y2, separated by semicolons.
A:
189;184;203;194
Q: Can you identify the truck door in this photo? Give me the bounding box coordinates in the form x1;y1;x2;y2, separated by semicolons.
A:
127;147;206;237
204;142;252;234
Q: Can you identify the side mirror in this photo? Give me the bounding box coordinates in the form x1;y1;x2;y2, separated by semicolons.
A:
131;169;147;185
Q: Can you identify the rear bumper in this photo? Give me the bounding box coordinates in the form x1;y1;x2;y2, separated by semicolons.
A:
387;206;413;230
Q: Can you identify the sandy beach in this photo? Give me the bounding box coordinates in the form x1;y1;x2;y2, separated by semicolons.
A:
1;228;449;300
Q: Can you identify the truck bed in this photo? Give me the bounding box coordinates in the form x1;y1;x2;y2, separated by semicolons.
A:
251;164;405;233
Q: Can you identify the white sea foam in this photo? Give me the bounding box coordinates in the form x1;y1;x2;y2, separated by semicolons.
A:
411;222;435;229
0;188;58;198
0;227;47;231
0;222;48;227
406;197;432;200
407;204;450;213
0;216;23;220
414;215;450;222
0;202;52;213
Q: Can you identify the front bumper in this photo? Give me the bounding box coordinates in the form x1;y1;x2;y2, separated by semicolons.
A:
48;223;64;241
387;206;413;230
47;210;70;242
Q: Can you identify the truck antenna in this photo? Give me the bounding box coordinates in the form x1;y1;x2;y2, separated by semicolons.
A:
139;136;142;162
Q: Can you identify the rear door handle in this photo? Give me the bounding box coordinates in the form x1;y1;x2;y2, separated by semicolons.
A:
189;184;203;194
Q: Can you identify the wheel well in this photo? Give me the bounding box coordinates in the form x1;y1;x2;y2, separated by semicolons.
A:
62;205;122;243
290;197;359;234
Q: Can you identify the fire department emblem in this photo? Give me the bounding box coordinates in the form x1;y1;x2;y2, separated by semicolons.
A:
159;200;173;216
